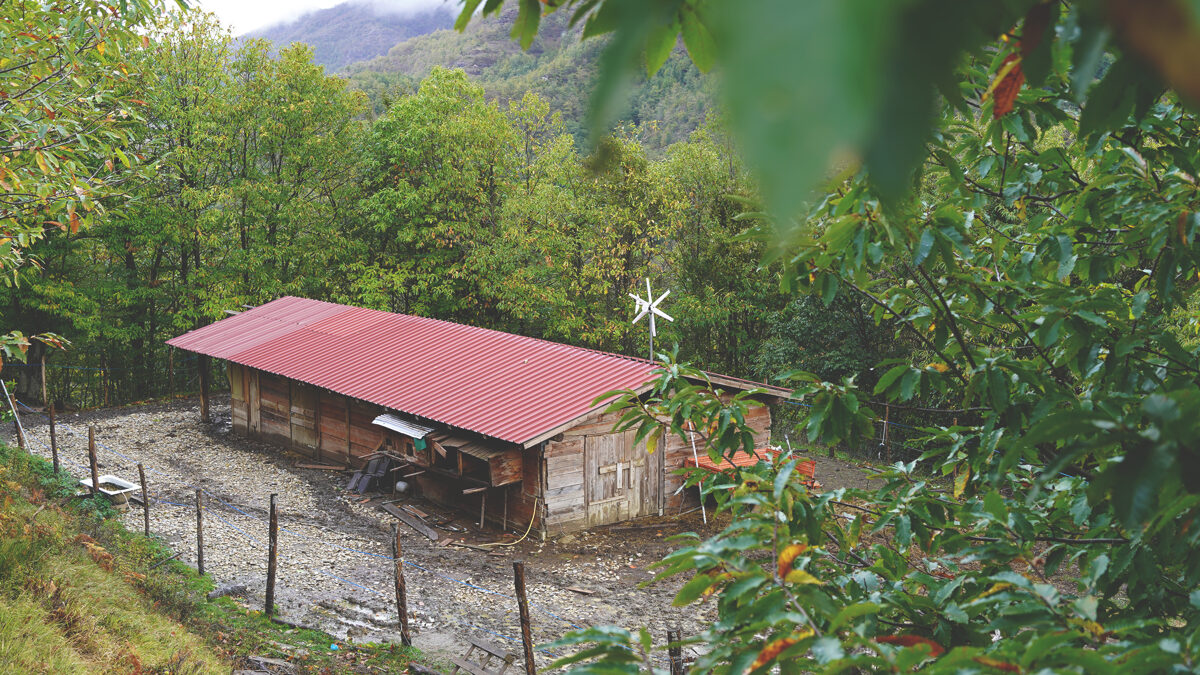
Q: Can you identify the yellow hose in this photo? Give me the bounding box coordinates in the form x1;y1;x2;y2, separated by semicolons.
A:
479;497;540;547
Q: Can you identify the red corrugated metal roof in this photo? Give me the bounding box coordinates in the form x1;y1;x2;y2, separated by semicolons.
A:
167;297;785;447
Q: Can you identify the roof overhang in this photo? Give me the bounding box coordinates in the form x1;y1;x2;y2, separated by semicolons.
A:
518;375;790;449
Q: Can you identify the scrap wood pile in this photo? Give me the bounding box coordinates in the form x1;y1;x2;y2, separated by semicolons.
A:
685;447;820;490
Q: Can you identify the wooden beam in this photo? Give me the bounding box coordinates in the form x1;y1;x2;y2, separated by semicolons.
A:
381;503;438;541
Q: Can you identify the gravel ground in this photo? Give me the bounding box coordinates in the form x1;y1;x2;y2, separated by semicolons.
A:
7;396;883;667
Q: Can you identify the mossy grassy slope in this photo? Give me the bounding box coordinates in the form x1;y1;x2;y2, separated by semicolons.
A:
0;442;422;673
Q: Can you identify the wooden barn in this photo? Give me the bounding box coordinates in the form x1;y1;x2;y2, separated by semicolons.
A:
166;297;784;536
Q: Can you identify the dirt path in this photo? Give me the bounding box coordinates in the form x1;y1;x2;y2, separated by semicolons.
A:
7;396;883;666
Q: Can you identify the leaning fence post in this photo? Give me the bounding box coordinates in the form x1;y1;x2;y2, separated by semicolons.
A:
266;493;278;617
392;523;411;646
513;561;537;675
668;628;683;675
138;463;150;537
88;425;99;496
195;488;205;576
48;403;59;474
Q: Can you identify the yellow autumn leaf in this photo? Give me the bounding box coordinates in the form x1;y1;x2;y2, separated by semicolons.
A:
96;41;105;55
784;569;822;585
751;630;814;670
1067;617;1106;638
954;464;970;499
978;582;1013;598
35;152;49;175
777;543;807;578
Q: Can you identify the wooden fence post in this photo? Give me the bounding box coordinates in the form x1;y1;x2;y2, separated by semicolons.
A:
266;493;278;617
392;523;411;646
138;463;150;537
195;488;205;576
668;629;683;675
88;425;99;495
512;561;537;675
48;403;58;474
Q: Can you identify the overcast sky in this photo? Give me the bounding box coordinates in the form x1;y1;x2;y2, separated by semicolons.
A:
193;0;451;34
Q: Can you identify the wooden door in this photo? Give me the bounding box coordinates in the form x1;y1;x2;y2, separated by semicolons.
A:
624;430;642;517
629;430;662;518
585;433;627;526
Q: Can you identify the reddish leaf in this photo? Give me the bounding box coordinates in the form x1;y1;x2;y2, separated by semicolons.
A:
991;53;1025;119
875;634;946;657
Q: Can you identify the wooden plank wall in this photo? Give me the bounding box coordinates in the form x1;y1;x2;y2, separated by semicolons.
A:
542;411;616;534
258;372;291;445
318;391;349;464
229;364;248;433
290;382;318;457
349;400;383;460
541;398;773;534
230;367;389;467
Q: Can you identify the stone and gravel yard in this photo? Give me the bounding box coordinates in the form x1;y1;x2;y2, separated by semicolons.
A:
8;395;880;666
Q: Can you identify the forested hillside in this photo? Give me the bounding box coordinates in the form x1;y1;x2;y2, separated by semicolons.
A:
244;2;453;72
343;7;715;151
0;11;865;409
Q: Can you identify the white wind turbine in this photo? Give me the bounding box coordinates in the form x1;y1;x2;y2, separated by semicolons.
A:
630;277;673;361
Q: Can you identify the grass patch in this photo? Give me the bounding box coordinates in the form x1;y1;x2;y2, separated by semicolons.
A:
0;442;426;674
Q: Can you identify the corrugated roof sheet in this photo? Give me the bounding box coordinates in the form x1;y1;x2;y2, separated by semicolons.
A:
371;414;434;439
167;297;784;447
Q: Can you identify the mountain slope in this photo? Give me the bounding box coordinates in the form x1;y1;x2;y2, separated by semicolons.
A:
343;7;717;151
245;2;454;72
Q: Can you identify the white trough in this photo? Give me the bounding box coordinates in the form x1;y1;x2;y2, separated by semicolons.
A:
79;474;138;507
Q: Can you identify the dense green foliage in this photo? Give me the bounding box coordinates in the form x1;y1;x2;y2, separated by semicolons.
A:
0;0;176;365
2;10;837;406
456;0;1200;672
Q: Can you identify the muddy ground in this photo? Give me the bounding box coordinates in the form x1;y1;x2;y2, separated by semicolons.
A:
8;396;883;667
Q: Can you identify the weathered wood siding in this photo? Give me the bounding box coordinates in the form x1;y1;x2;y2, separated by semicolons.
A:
541;397;772;534
349;400;383;459
229;363;248;433
490;448;524;487
290;382;319;456
224;366;770;536
318;392;349;463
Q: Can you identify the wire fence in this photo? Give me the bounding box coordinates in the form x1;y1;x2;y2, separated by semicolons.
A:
779;398;964;464
0;351;227;411
6;398;683;669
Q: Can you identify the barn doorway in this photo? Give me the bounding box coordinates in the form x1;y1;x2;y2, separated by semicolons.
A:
583;431;661;527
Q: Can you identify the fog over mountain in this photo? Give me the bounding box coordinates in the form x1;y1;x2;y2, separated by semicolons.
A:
244;0;455;71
